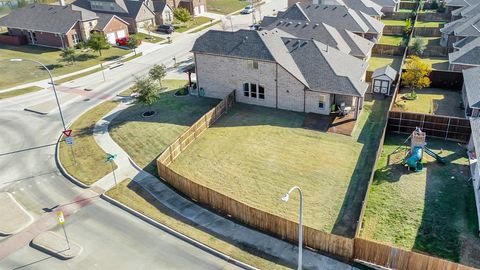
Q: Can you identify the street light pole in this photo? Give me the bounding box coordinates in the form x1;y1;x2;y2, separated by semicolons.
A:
8;58;67;131
282;186;303;270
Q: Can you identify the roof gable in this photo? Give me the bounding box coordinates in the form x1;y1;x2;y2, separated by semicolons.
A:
463;66;480;108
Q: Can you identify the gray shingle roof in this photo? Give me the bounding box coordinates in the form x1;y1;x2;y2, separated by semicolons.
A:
449;37;480;66
470;117;480;154
94;13;128;30
441;13;480;37
277;3;384;34
192;29;369;97
453;36;479;49
0;4;97;34
339;0;383;17
370;0;398;8
446;0;480;7
463;66;480;109
372;65;397;80
72;0;153;19
451;2;480;17
261;19;374;58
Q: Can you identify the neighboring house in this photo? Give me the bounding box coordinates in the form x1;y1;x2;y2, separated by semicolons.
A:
261;3;384;41
462;66;480;117
451;2;480;20
287;0;383;19
164;0;207;16
467;117;480;236
261;19;374;60
0;3;128;48
445;0;480;13
192;29;369;118
371;65;397;96
449;36;480;71
149;1;173;25
440;13;480;47
73;0;156;33
370;0;399;15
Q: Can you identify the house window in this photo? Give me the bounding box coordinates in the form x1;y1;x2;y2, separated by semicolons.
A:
258;86;265;99
72;33;79;45
248;60;259;69
250;83;257;98
319;94;326;109
243;83;249;97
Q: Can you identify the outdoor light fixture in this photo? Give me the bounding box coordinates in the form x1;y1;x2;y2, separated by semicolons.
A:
281;186;303;270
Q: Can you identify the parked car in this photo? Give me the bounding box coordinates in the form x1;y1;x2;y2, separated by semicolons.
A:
241;5;254;14
115;37;141;46
158;24;175;34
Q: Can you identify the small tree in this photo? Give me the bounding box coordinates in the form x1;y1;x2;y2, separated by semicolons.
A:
401;56;432;99
59;47;76;65
134;76;159;116
404;18;412;36
144;21;156;39
149;64;167;89
87;33;110;56
127;35;139;55
410;38;426;56
174;8;192;25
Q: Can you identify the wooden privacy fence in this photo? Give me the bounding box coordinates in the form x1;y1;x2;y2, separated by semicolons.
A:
400;1;418;9
373;44;407;56
414;27;442;37
354;239;476;270
417;12;450;22
387;111;471;142
384;25;405;36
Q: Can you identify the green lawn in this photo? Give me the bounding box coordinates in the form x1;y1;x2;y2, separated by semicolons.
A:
379;35;406;46
393;88;464;117
109;80;219;175
0;44;129;89
360;134;478;264
0;86;42;100
403;57;449;70
59;100;119;186
368;56;404;72
132;33;164;44
206;0;249;14
168;97;390;236
415;21;446;28
174;17;212;33
382;19;407;26
107;179;289;269
409;37;441;47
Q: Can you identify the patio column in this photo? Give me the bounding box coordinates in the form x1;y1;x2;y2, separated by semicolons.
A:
355;97;360;120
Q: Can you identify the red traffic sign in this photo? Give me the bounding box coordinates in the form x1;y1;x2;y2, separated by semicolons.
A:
62;130;72;137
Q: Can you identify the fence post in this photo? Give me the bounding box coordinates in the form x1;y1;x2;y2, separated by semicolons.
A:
398;112;402;133
445;117;451;140
421;114;425;130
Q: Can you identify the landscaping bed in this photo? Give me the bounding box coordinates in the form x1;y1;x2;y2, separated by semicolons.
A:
0;44;129;89
168;97;391;236
360;133;479;265
109;80;219;175
392;87;464;117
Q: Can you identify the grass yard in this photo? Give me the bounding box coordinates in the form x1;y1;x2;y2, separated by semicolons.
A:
0;86;42;100
107;179;289;269
168;97;391;236
206;0;249;14
409;37;441;47
109;80;219;175
382;19;407;26
415;21;446;28
59;100;119;186
379;35;406;46
393;88;464;117
132;33;164;44
360;134;479;265
174;17;212;33
0;44;129;89
403;57;449;70
368;56;404;72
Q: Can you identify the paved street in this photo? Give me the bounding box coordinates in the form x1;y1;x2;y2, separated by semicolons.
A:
0;1;287;268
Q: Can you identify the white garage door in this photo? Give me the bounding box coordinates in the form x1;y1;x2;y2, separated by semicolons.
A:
106;32;116;44
116;30;126;39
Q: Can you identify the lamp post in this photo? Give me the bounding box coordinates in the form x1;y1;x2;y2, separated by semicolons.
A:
8;58;67;131
282;186;303;270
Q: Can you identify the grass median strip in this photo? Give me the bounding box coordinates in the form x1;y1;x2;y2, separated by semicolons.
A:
59;100;118;186
0;86;42;100
106;179;288;269
191;20;222;33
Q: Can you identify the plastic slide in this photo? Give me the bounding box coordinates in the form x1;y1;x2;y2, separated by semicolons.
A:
424;147;447;164
405;146;424;172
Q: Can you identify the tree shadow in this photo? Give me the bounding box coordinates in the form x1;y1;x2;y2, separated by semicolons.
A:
76;53;97;62
41;64;63;70
103;55;121;61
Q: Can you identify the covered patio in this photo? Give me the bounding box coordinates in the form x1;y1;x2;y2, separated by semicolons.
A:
303;111;357;136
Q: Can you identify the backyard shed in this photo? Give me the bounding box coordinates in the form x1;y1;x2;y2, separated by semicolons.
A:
372;65;397;96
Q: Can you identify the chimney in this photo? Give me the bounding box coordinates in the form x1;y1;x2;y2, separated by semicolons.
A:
59;0;65;6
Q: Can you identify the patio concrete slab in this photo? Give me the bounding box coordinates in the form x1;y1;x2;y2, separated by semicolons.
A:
31;231;82;260
0;192;34;236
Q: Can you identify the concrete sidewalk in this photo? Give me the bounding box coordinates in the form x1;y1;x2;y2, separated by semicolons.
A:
91;102;358;270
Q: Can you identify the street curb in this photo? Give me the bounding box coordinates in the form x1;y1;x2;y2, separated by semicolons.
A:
101;193;259;270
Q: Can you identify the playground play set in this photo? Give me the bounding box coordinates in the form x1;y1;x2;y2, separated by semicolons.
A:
394;128;447;172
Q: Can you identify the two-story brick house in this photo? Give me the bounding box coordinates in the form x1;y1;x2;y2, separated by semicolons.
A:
192;29;369;119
